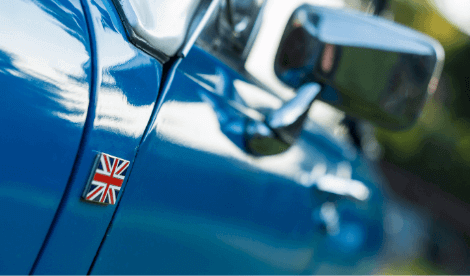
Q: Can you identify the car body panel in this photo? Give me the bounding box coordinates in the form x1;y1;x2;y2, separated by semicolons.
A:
90;46;384;274
30;0;163;273
0;0;91;273
0;0;387;274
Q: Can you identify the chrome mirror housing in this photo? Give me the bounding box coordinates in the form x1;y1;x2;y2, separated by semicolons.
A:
274;5;444;130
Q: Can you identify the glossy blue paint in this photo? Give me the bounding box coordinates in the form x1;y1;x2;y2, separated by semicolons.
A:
0;0;388;273
91;46;384;274
0;0;91;273
31;0;162;273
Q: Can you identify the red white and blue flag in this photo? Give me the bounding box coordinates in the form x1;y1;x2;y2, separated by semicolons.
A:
83;153;129;205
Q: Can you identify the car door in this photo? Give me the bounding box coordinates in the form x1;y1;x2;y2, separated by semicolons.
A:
0;0;384;274
28;0;163;274
0;0;91;273
0;0;164;273
89;33;384;275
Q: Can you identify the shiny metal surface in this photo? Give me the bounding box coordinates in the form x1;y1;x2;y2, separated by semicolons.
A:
90;46;384;274
111;0;220;62
274;5;444;129
245;83;322;155
111;0;199;61
219;0;267;61
31;0;162;273
197;0;267;70
0;0;393;273
180;0;222;57
0;0;91;273
267;82;322;145
81;153;130;205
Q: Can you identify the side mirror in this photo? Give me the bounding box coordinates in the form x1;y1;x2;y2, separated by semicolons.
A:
274;5;444;130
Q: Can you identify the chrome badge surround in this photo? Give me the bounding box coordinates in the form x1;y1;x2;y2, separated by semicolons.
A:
82;153;130;205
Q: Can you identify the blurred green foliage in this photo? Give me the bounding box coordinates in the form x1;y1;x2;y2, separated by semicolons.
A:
376;0;470;203
378;257;445;274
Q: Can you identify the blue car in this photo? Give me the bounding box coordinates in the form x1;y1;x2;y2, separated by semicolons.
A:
0;0;443;274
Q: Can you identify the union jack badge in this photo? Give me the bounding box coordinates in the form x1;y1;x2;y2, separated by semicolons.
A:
82;153;129;205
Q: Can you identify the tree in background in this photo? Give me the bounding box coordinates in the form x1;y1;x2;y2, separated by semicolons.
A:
376;0;470;204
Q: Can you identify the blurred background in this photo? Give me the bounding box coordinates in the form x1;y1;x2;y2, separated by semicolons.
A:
245;0;470;273
372;0;470;274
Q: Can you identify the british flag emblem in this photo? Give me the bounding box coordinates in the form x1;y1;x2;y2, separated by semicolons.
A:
82;153;129;205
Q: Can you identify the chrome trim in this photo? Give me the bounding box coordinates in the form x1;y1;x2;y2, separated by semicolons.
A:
111;0;220;63
180;0;222;57
196;0;268;70
266;83;322;145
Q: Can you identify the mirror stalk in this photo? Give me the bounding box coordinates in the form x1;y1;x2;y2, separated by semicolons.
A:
266;83;322;145
246;83;322;155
